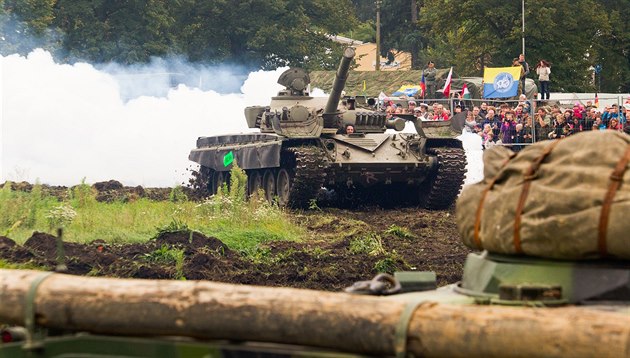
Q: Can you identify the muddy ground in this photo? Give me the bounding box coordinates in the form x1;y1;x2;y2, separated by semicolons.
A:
0;181;471;291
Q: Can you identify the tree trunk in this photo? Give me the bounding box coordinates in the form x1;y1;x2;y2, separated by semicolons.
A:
0;270;628;357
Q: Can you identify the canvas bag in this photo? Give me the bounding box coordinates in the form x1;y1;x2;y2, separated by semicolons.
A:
457;131;630;260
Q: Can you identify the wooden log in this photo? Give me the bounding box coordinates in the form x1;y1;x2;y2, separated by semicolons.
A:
0;270;628;357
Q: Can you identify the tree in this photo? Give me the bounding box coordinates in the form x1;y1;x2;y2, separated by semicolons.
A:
417;0;610;92
0;0;59;55
172;0;357;69
53;0;176;63
378;0;427;69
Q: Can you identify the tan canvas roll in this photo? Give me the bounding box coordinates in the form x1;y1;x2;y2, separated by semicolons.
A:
457;130;630;260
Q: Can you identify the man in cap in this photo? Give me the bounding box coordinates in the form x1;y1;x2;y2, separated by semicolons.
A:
407;100;417;114
415;103;430;121
423;61;437;99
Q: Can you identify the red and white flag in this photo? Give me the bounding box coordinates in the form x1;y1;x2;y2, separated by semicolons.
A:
461;82;470;99
442;67;453;98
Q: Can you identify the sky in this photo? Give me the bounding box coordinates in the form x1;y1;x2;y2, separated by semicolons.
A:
0;49;483;187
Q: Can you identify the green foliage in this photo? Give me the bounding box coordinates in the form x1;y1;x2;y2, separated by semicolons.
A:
349;233;385;256
143;244;186;280
153;218;190;240
0;180;304;257
384;224;416;240
415;0;618;91
0;259;45;270
69;178;96;208
45;203;77;231
169;185;188;203
374;257;398;273
308;198;321;211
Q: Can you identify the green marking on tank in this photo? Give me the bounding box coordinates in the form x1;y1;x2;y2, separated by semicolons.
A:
223;151;234;167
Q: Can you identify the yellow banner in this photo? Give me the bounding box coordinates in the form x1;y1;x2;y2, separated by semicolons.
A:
483;66;522;83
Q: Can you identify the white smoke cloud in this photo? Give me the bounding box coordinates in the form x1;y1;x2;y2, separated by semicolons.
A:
1;48;483;187
1;49;285;186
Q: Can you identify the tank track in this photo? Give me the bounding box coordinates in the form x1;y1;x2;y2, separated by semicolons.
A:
422;147;467;210
284;146;328;208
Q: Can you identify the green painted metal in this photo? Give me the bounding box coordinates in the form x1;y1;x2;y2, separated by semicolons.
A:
0;334;365;358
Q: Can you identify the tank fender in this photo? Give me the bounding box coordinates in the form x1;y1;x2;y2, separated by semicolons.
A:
189;141;282;171
425;137;464;150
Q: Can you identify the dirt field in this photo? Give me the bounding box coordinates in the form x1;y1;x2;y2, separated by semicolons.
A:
0;183;471;292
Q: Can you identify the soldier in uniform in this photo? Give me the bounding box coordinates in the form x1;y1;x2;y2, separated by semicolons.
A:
423;61;437;99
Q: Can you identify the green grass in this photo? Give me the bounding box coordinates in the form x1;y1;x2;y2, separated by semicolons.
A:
0;166;305;255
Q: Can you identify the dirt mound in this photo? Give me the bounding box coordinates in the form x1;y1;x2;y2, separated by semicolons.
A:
0;236;16;249
0;205;470;291
154;231;230;253
93;180;124;191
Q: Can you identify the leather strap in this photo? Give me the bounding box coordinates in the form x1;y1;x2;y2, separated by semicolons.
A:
598;144;630;256
513;140;562;253
394;298;428;358
473;154;516;249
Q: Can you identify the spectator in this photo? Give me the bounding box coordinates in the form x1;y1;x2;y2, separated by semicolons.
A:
522;114;534;143
483;109;501;139
518;54;530;96
345;125;355;134
480;124;494;149
513;123;526;152
535;60;551;100
472;106;484;124
423;61;438;99
549;113;567;139
535;107;552;141
620;104;629;124
479;102;489;118
609;118;621;131
418;103;430;120
407;100;417;114
518;94;532;115
432;104;449;121
583;108;597;131
513;58;526;96
464;111;480;133
500;111;517;144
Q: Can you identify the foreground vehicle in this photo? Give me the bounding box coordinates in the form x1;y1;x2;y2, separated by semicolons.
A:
0;251;628;357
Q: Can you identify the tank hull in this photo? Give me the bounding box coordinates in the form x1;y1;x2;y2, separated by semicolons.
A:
188;131;465;209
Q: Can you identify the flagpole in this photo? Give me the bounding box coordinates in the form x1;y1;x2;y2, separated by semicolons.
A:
522;0;525;55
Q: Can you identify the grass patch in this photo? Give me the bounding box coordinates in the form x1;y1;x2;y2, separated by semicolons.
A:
0;166;305;253
143;244;186;280
0;259;46;270
384;224;416;240
349;233;386;256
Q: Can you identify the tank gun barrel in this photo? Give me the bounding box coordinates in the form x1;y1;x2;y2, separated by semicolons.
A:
324;47;356;114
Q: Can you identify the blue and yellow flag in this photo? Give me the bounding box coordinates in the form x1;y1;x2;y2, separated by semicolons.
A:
391;85;422;97
482;66;522;99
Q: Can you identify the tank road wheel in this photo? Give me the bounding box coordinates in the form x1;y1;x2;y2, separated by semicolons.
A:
276;168;292;207
419;147;467;210
248;171;263;197
262;169;276;203
212;171;228;195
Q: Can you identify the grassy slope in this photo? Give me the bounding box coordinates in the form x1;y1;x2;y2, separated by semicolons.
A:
0;179;305;254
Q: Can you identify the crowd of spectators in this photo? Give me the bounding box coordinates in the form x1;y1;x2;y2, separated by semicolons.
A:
381;94;630;151
465;98;630;150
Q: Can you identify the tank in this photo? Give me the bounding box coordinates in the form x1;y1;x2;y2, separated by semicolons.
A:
0;251;628;357
188;47;467;209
